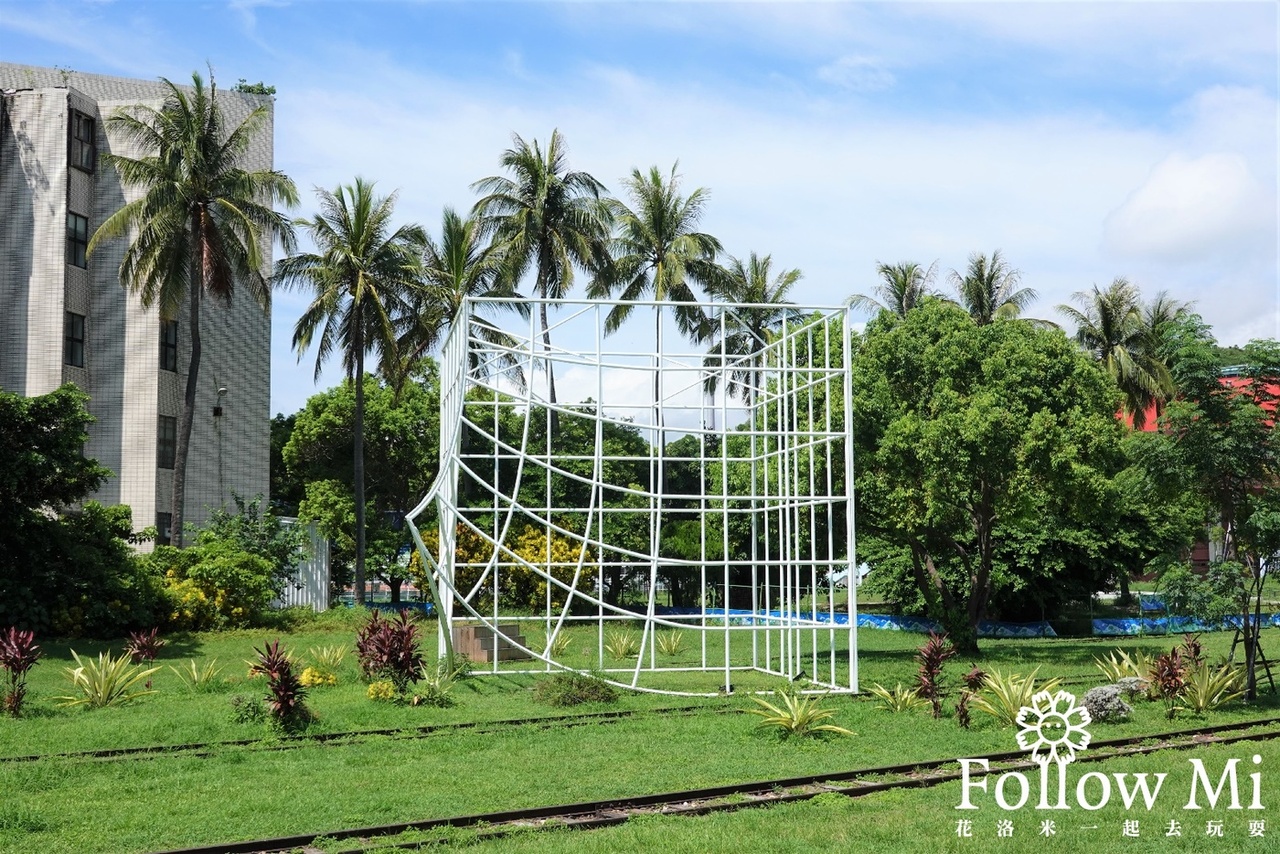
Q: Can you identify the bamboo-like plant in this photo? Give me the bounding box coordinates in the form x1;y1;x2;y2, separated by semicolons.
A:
867;682;929;713
57;650;159;708
749;687;853;738
1179;662;1245;715
655;631;686;657
604;630;641;660
969;667;1062;727
169;658;224;693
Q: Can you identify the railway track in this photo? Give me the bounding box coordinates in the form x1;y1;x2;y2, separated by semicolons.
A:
0;703;728;765
153;715;1280;854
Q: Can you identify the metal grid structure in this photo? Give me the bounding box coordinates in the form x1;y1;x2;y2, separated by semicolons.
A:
406;297;857;696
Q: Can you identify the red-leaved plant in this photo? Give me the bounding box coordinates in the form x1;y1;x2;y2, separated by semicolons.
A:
251;639;309;731
355;610;424;697
1179;633;1205;668
915;632;956;719
961;666;987;692
1150;648;1187;719
125;627;165;664
0;627;42;718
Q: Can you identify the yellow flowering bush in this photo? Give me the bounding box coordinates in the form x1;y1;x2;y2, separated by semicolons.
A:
299;666;337;688
366;680;396;702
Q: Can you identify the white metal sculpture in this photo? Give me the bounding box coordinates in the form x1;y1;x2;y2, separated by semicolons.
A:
406;298;857;696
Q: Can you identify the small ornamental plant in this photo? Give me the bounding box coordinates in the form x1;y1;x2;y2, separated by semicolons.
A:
251;640;310;731
0;627;42;718
914;632;956;719
1150;648;1187;718
124;627;165;664
355;610;425;697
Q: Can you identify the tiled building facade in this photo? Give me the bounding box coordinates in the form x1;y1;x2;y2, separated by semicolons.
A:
0;63;274;543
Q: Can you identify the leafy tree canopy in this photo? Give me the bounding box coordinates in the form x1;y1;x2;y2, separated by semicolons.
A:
853;299;1128;651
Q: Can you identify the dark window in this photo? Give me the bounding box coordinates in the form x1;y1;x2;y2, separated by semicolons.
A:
66;212;88;268
69;110;96;172
160;320;178;372
64;312;85;367
157;416;177;469
155;512;172;546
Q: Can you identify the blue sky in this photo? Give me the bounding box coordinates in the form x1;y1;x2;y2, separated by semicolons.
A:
5;0;1277;417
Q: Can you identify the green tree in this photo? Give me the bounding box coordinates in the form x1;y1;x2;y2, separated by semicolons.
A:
1151;323;1280;698
0;387;158;636
948;250;1038;325
1057;277;1174;429
471;130;612;432
274;178;426;604
88;69;298;546
284;369;440;604
846;260;939;319
701;252;803;406
853;299;1125;651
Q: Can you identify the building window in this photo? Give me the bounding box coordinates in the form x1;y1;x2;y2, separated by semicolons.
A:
155;512;172;546
160;320;178;372
157;416;177;469
66;212;88;268
69;110;96;172
64;312;85;367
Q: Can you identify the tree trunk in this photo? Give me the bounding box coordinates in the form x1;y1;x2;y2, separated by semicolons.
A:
170;228;204;548
354;320;367;606
539;296;559;435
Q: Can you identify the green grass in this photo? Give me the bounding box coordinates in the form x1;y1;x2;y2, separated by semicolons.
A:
1;622;1277;852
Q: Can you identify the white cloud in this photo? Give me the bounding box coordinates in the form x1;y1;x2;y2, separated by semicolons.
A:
816;55;895;91
1103;152;1272;263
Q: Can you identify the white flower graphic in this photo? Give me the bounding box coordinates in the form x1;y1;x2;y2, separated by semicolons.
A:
1015;690;1092;767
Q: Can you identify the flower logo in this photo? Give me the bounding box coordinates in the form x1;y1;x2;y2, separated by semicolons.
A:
1016;690;1092;767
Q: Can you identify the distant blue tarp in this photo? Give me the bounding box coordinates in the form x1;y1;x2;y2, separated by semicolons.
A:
1093;613;1280;636
652;607;1056;637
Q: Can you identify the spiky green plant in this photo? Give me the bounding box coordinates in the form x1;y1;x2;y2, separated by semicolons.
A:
604;630;640;660
56;650;159;708
169;658;224;693
543;631;572;658
867;682;929;714
655;631;685;657
968;667;1062;727
748;687;853;739
307;645;348;672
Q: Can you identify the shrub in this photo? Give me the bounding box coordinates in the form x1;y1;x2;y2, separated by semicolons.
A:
961;666;987;692
1082;684;1133;722
354;610;424;696
534;672;619;707
1095;648;1154;684
169;658;224;693
748;686;853;739
56;650;159;708
148;542;277;630
252;639;309;731
124;627;165;664
969;667;1063;727
543;631;572;658
0;626;41;718
867;682;929;714
366;680;396;702
308;645;348;672
915;632;956;719
413;658;461;708
1180;634;1205;668
299;666;336;688
229;693;267;724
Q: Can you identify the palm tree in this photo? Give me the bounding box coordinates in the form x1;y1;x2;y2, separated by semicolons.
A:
392;207;528;389
949;250;1038;325
273;179;426;605
470;130;611;433
88;70;298;547
702;253;804;407
589;163;721;341
1057;277;1174;428
846;261;938;319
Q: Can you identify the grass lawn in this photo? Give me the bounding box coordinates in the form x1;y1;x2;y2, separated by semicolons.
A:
2;616;1278;853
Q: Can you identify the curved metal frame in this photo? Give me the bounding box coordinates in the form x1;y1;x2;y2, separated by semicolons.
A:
406;297;857;696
